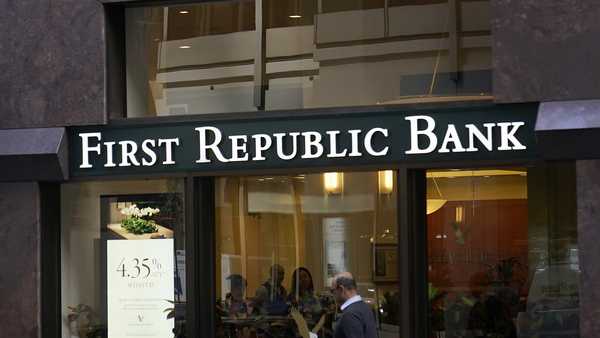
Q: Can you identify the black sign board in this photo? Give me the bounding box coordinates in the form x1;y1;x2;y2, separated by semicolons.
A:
69;104;538;178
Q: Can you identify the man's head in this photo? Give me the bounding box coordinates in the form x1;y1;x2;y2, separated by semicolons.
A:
330;272;358;304
269;264;285;285
227;274;247;300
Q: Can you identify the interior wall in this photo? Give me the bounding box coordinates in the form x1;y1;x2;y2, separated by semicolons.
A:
427;199;529;291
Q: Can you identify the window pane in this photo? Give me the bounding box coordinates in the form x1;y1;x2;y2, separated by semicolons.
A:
265;0;315;28
216;171;399;337
266;0;492;110
426;165;579;338
322;0;385;13
126;0;492;117
126;1;256;117
389;0;447;6
61;179;186;338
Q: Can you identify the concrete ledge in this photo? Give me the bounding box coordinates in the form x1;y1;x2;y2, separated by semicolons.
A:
0;128;68;181
536;100;600;160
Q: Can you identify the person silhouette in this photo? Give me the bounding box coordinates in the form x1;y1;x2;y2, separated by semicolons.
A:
289;267;322;326
255;264;289;315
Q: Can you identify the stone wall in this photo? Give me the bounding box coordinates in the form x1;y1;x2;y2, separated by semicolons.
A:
0;0;105;128
492;0;600;103
0;183;40;338
577;160;600;337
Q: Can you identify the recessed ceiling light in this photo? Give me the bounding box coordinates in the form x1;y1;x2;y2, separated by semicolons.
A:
179;45;191;49
179;10;190;14
289;14;302;18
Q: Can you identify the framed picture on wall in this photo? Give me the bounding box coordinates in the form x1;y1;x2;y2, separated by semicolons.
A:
373;244;398;282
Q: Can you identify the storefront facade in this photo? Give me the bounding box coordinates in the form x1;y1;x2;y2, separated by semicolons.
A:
1;1;600;338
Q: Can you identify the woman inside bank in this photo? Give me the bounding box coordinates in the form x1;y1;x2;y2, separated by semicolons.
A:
288;267;324;328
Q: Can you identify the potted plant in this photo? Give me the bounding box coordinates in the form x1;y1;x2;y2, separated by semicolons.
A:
66;304;105;338
120;204;160;234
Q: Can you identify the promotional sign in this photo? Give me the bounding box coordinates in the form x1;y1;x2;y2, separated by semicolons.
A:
70;104;539;177
107;239;175;338
323;217;348;285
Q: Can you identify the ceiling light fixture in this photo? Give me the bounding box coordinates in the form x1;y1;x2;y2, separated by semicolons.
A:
324;172;343;194
179;45;191;49
289;0;302;19
427;177;447;215
455;205;464;223
378;170;394;194
179;10;190;14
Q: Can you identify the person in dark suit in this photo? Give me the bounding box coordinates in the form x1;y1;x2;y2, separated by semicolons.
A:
330;272;377;338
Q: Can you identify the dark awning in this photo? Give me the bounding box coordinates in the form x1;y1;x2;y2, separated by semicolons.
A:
0;128;68;181
536;100;600;160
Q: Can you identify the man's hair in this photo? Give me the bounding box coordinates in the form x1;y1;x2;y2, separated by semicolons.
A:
334;273;357;290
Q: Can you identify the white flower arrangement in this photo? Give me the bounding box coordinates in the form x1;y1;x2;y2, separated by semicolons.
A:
119;204;161;234
120;204;160;218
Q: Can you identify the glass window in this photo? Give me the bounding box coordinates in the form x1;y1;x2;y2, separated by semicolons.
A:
215;171;399;337
426;164;579;338
126;1;256;117
61;179;186;338
322;0;385;13
265;0;316;28
389;0;447;6
126;0;492;117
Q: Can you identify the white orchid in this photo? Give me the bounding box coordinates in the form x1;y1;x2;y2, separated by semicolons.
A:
120;204;160;218
140;207;160;217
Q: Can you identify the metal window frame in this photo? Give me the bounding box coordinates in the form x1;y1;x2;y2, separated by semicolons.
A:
45;156;547;338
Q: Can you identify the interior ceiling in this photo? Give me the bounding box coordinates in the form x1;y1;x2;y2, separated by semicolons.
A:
427;169;527;178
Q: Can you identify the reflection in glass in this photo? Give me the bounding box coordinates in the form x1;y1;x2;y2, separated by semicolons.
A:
126;0;492;117
216;171;399;337
426;165;579;338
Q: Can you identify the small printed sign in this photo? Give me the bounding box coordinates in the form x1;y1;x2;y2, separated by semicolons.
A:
107;239;175;338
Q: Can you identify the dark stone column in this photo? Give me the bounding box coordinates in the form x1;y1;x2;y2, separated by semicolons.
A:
577;160;600;337
0;0;105;128
0;183;41;338
492;0;600;103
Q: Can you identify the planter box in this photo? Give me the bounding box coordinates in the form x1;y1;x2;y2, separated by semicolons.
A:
107;223;174;240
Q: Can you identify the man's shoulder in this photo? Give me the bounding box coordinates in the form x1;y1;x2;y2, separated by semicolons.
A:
345;300;370;312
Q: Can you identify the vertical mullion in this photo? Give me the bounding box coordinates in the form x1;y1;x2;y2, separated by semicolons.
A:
254;0;266;109
448;0;460;81
40;183;61;338
198;177;216;338
186;176;217;338
398;167;412;338
398;168;427;338
185;176;199;337
384;0;389;37
412;170;428;338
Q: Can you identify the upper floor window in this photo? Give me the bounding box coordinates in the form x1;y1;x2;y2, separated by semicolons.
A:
125;0;492;118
